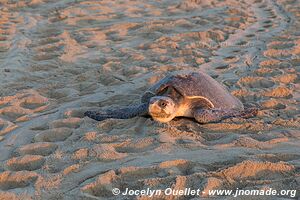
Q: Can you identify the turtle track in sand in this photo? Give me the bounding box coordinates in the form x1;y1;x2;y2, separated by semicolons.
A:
0;0;299;199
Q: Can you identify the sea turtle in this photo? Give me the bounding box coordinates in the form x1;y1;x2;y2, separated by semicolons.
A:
84;71;258;123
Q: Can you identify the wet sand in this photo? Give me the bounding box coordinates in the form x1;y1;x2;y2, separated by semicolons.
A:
0;0;299;199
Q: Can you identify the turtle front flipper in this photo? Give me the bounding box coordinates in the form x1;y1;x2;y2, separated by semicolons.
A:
193;107;258;124
84;103;148;121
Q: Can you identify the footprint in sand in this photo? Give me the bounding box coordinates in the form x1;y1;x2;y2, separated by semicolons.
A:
238;76;275;88
49;118;81;129
0;0;299;198
5;155;45;171
0;107;27;122
17;142;58;156
0;171;39;190
223;55;240;63
0;119;17;136
214;160;294;183
34;127;73;142
267;41;295;49
81;160;193;198
215;64;230;70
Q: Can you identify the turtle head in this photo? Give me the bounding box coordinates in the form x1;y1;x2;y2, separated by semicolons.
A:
148;96;177;123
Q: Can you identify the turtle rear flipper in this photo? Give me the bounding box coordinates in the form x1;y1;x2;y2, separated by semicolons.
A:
193;107;258;124
84;103;148;121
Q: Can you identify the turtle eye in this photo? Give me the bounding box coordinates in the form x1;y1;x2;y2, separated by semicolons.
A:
159;101;167;108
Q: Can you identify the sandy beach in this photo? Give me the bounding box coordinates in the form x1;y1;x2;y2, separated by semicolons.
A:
0;0;299;199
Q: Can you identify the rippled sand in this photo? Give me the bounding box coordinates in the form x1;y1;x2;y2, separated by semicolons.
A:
0;0;299;199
